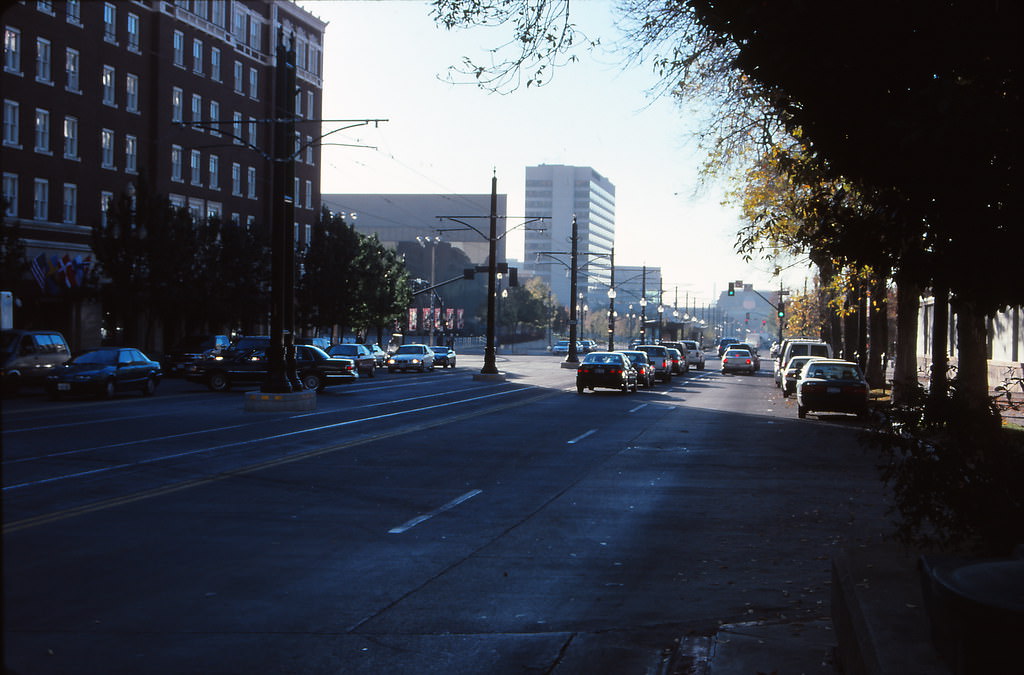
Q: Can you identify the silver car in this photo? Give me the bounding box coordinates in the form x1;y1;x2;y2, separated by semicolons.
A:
387;344;436;372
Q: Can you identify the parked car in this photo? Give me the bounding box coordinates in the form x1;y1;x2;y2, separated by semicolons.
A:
579;339;597;353
634;344;672;382
387;344;436;372
796;359;870;419
186;344;357;392
776;340;833;387
621;350;656;388
576;351;638;394
431;345;457;368
160;334;229;376
721;348;757;375
781;355;822;397
45;347;161;399
680;339;705;370
327;343;376;378
660;342;690;374
1;329;71;394
368;344;387;368
551;340;580;356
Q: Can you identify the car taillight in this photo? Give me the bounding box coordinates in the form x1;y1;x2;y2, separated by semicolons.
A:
722;358;728;364
745;359;751;364
610;368;622;374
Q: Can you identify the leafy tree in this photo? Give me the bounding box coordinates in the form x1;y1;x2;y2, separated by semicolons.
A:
0;204;27;292
297;210;363;335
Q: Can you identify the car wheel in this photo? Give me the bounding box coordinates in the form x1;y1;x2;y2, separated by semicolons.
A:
100;378;116;399
388;368;396;373
47;388;60;400
142;376;157;396
207;371;231;392
577;384;584;394
301;372;323;391
631;380;638;393
798;405;807;419
450;360;456;368
698;363;705;371
782;389;790;398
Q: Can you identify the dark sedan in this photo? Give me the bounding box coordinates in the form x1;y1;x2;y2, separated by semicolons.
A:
621;350;656;388
327;343;376;378
185;345;356;392
796;359;870;419
576;351;638;394
431;345;457;368
46;347;162;399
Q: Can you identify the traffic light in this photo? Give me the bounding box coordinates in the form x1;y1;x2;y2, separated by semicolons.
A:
777;301;785;319
728;282;735;296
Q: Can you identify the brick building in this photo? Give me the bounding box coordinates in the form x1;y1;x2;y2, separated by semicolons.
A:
2;0;324;348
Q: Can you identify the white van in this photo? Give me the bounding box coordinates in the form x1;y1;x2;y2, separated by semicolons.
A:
775;340;833;387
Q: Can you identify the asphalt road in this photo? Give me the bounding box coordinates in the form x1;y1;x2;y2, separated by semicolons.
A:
2;353;891;674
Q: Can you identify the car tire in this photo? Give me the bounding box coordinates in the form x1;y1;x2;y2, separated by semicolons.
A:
301;372;322;391
388;368;396;373
47;388;60;400
142;376;157;396
698;363;705;371
782;389;789;398
577;384;584;394
367;366;375;378
207;371;230;392
798;405;808;419
100;378;116;399
631;380;638;393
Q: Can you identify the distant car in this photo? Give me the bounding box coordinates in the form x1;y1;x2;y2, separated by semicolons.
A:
634;344;672;382
776;340;833;387
796;359;870;419
368;344;387;367
721;348;757;375
680;340;705;370
431;345;457;368
186;344;357;392
328;343;376;378
621;350;655;388
665;347;687;375
718;337;742;358
781;355;822;397
728;345;760;370
387;344;435;372
551;340;572;356
46;347;161;399
160;334;229;376
579;339;597;353
576;351;638;394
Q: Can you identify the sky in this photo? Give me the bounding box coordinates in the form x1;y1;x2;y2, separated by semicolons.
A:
299;0;808;307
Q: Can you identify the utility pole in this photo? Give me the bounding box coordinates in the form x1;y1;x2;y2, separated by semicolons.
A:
639;265;648;343
607;246;616;350
566;215;580;364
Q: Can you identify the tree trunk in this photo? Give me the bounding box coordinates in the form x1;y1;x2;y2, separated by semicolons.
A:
865;276;888;387
892;276;921;405
930;285;949;401
951;297;996;426
842;287;860;361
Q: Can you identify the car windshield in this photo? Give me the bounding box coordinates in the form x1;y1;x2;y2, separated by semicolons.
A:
582;353;623;365
807;363;862;380
171;336;212;352
395;345;424;355
787;357;814;372
71;350;117;365
331;345;357;355
621;351;648;364
432;346;449;353
636;346;666;356
724;350;749;358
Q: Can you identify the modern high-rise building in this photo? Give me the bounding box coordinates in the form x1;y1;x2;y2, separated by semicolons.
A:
523;164;615;308
2;0;325;345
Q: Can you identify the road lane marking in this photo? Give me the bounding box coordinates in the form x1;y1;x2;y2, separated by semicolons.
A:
567;429;597;444
388;489;483;534
3;387;531;492
629;403;648;413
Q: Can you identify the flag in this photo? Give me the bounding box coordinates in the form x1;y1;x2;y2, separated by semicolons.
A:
73;255;91;287
408;308;417;332
30;254;46;290
46;255;63;294
61;254;74;287
457;309;464;330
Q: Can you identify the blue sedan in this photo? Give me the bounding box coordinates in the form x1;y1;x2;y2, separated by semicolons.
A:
46;347;162;399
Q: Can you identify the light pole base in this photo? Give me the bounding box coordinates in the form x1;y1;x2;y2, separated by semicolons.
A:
560;360;580;369
244;389;316;412
473;371;507;382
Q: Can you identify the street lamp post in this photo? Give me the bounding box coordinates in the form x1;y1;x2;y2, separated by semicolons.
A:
639;296;648;343
416;235;441;345
607;287;616;350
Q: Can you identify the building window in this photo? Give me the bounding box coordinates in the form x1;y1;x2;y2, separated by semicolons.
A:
127;13;140;51
101;128;115;168
248;19;260;50
191;94;202;129
62;183;77;224
171;145;183;182
190;150;202;185
193;0;208;20
192;39;203;74
35;37;51;83
208;100;220;136
33;178;48;220
125;134;137;173
294;89;303;118
294;131;301;157
100;190;113;226
34;108;50;153
297;40;306;72
102;65;116;106
63;115;78;158
65;48;79;92
126;73;139;112
66;0;81;25
171;87;183;122
247;116;256;147
232;7;246;42
2;173;16;216
233;61;243;93
305;180;312;210
4;27;21;74
37;1;54;17
231;163;241;196
305;136;314;164
210;47;220;81
293;177;300;207
103;3;117;43
248;68;258;100
232;112;242;144
246;166;256;198
209;154;219;189
305;223;311;243
2;99;18;147
173;30;184;67
307;91;314;120
211;0;226;28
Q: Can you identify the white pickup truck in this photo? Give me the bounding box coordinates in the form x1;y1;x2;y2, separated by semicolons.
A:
634;344;672;382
